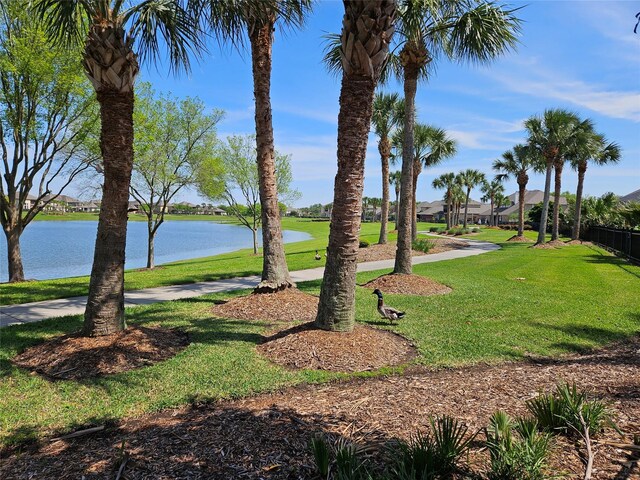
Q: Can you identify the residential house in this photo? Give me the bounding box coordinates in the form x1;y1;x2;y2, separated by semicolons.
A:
620;189;640;203
496;189;567;224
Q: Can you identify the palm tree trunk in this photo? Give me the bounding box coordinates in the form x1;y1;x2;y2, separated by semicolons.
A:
551;161;563;241
5;224;25;282
146;218;155;269
536;161;553;244
572;162;587;240
463;189;471;228
250;19;293;293
394;185;400;231
379;138;390;244
517;181;526;237
83;90;134;337
316;75;377;332
411;160;420;241
446;193;452;229
490;198;494;227
394;65;418;275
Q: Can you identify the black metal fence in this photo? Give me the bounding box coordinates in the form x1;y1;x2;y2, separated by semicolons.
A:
585;226;640;264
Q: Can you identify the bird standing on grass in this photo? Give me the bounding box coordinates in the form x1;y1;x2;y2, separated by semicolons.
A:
372;289;405;324
314;250;322;260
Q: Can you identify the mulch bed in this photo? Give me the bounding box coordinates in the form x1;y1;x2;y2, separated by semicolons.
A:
12;326;189;380
547;239;567;247
211;288;319;323
506;234;532;242
357;238;468;263
532;242;559;249
3;337;638;479
257;322;417;372
566;239;593;246
362;273;452;296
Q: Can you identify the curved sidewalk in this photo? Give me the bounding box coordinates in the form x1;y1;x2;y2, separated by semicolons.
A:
0;238;499;327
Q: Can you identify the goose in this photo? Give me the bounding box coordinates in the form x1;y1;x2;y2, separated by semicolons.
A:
314;250;322;261
372;289;405;324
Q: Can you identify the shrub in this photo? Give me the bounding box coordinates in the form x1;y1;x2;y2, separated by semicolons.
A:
428;226;439;232
359;240;370;248
412;238;436;253
390;416;475;479
471;227;480;233
527;383;613;437
310;435;371;480
486;411;551;480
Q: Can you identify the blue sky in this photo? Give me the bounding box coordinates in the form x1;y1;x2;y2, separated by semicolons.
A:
139;0;640;207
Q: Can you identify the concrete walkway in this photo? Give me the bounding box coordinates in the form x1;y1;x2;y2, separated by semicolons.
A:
0;238;499;327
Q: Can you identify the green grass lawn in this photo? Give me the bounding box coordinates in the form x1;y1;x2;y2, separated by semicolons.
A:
1;237;638;446
0;218;440;305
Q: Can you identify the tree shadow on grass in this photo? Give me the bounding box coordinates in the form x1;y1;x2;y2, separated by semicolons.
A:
581;245;640;279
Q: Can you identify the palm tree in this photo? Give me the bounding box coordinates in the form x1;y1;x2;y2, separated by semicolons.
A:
392;0;521;274
524;109;581;245
315;1;396;333
570;132;621;240
390;170;402;230
432;172;456;229
493;144;535;237
480;178;505;227
362;196;371;221
370;197;382;222
33;0;204;337
451;179;465;227
493;191;508;226
458;169;485;228
392;124;456;239
371;92;403;244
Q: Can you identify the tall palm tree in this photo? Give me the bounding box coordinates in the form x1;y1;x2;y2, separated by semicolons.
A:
371;92;402;244
315;1;396;333
569;133;621;240
33;0;204;337
393;124;456;239
480;178;505;227
493;191;508;225
493;144;535;237
524;109;581;245
392;0;521;275
458;169;485;228
390;170;402;230
432;172;456;229
198;0;311;293
451;178;465;226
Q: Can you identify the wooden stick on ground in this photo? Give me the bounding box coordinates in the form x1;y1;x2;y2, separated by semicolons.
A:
51;425;105;442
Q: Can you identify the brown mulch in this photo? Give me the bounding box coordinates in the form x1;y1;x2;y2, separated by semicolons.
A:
362;273;452;296
257;322;417;372
506;234;532;242
211;288;319;322
3;338;638;479
547;239;567;247
12;326;189;380
531;242;559;249
566;239;594;246
356;238;468;263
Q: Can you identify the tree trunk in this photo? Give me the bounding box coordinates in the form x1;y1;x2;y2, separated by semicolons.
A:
536;161;553;244
411;160;420;241
463;189;471;228
446;193;452;229
316;74;377;332
379;138;390;244
394;184;400;231
518;175;529;237
394;64;418;275
83;90;134;337
146;219;155;269
250;19;293;293
252;227;258;255
489;198;494;227
551;161;564;241
5;225;25;282
572;162;587;240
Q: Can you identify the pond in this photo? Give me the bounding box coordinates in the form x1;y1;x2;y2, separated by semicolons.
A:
0;221;310;282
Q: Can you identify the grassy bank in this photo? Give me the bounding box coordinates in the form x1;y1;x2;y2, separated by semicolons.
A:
1;237;638;446
0;219;438;305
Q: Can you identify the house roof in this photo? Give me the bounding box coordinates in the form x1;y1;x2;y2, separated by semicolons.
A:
620;189;640;203
506;189;567;206
42;194;80;203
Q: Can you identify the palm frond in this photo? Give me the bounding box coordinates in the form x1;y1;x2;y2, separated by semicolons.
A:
321;31;342;77
126;0;206;73
31;0;93;46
